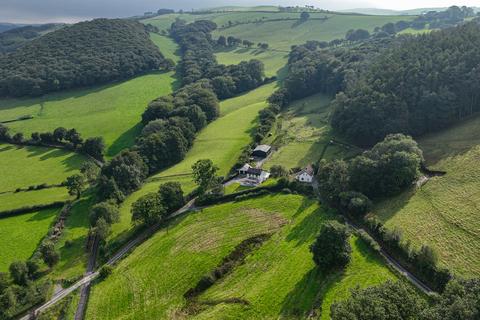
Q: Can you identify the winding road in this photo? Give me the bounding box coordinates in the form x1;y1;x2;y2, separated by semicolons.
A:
21;178;434;319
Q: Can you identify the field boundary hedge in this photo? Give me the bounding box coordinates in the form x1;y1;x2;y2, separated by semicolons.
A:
0;201;67;219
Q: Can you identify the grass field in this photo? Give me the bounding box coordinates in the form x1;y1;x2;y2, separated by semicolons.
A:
0;187;71;212
0;143;85;193
215;47;288;78
149;33;181;63
109;82;278;243
0;208;59;272
145;12;414;51
264;94;358;170
87;194;396;319
50;194;95;281
0;72;177;157
374;115;480;277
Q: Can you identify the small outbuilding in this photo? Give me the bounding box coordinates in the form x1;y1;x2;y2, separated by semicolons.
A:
252;144;272;158
295;165;314;183
238;163;252;175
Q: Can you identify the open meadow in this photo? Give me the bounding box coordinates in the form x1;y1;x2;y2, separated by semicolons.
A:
0;143;85;193
145;11;414;50
0;72;177;157
0;207;59;272
264;94;359;170
108;82;278;244
374;115;480;276
87;194;397;319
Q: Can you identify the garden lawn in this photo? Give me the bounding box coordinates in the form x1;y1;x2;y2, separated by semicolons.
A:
0;143;85;193
87;194;396;319
109;82;278;243
0;187;71;212
374;114;480;277
0;208;59;271
0;71;177;157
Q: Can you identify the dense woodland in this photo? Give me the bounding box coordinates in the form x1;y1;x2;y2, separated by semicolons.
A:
332;22;480;146
275;19;480;146
0;19;166;97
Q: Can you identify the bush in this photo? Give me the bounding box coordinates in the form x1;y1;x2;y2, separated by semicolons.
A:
99;265;114;279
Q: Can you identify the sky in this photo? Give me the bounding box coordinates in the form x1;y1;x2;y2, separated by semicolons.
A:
1;0;479;24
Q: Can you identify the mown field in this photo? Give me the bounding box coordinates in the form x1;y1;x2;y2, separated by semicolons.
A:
374;115;480;277
87;194;397;319
109;82;278;243
145;12;414;50
0;207;59;271
264;94;359;170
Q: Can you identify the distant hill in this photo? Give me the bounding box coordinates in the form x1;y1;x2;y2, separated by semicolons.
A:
0;23;26;33
0;19;166;98
0;23;64;53
341;7;480;15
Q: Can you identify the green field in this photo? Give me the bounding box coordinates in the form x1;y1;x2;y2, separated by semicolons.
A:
374;115;480;277
109;82;278;243
149;33;181;63
215;47;288;77
87;194;396;319
0;72;177;157
0;143;85;193
50;194;95;281
0;208;59;271
0;187;71;212
144;12;414;50
264;94;358;170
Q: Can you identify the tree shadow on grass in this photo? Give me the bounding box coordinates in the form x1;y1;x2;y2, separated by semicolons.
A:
26;207;59;222
0;144;15;152
24;145;51;158
373;187;417;223
280;267;324;318
107;123;144;157
286;208;327;246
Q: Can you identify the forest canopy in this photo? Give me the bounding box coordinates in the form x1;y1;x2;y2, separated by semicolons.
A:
0;19;166;97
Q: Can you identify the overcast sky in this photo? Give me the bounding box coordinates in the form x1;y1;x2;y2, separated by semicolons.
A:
1;0;479;24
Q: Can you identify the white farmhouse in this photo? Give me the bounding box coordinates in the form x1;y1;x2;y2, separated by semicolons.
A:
295;165;314;183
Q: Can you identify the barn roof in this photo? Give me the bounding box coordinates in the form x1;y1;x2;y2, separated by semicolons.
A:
253;144;271;153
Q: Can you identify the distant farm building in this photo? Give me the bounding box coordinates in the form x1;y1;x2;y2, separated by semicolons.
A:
252;144;272;158
295;165;314;183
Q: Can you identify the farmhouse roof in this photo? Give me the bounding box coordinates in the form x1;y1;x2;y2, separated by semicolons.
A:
246;167;263;176
253;144;271;153
239;163;252;171
297;165;314;177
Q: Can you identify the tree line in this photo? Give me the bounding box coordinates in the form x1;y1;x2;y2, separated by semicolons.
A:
0;19;167;97
0;124;105;161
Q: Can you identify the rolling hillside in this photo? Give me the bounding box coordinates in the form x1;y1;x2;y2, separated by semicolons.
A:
374;114;480;276
87;194;397;319
144;12;414;50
